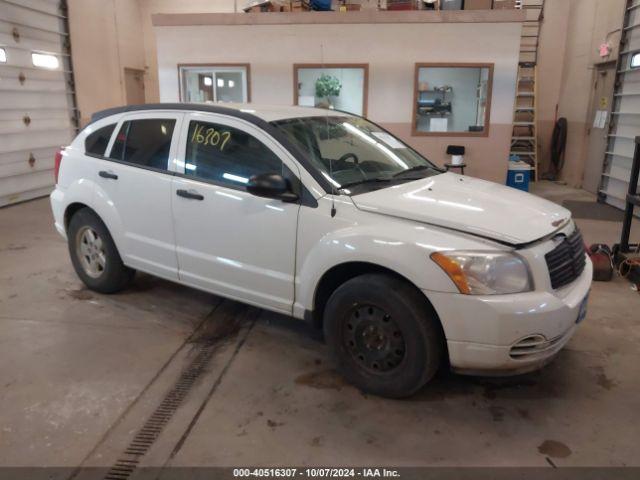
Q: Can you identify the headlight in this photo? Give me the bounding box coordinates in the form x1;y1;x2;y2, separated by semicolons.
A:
430;251;532;295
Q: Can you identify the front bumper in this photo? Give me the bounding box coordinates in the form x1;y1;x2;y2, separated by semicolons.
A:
425;255;592;375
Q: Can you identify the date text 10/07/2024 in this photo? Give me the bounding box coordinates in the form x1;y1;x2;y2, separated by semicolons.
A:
232;468;401;478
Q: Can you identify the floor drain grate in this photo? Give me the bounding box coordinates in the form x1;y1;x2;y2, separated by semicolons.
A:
104;302;248;480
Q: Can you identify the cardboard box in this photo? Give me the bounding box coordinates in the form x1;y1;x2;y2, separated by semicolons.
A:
386;0;415;10
493;0;517;9
465;0;493;9
290;0;310;10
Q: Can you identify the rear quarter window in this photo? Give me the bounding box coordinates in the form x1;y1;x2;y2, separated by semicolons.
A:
85;124;116;156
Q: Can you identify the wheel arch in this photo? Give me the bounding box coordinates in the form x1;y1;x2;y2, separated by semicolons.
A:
309;261;444;335
64;202;91;231
63;201;126;257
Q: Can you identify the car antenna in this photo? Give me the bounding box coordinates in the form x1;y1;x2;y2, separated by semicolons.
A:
321;43;337;218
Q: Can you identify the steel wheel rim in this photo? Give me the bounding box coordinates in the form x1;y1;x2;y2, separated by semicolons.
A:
342;304;406;373
76;226;106;279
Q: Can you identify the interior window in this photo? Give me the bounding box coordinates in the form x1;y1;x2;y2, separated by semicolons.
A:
85;124;116;156
109;119;175;170
180;66;249;103
184;120;282;186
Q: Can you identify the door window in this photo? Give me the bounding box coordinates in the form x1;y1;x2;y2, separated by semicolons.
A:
184;120;282;187
85;123;116;156
109;119;176;170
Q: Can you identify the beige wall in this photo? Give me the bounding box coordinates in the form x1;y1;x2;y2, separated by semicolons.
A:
138;0;237;103
69;0;232;126
537;0;626;187
67;0;630;189
68;0;146;126
155;20;522;182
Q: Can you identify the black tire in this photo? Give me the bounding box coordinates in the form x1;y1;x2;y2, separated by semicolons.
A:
67;208;134;293
323;273;443;398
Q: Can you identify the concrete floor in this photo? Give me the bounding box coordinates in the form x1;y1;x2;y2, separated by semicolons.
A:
1;182;639;469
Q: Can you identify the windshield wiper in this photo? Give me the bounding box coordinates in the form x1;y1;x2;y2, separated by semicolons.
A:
338;177;392;190
392;165;434;178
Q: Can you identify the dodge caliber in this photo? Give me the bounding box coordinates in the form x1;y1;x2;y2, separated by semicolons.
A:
50;104;592;397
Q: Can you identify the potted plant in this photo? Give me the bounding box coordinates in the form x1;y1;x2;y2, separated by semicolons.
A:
315;74;342;109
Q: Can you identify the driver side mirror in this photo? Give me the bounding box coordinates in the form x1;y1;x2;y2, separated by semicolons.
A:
246;173;299;203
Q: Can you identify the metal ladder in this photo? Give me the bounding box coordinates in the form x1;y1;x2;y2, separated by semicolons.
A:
509;0;545;181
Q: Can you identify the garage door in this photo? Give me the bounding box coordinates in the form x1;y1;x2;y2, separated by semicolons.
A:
599;0;640;211
0;0;77;207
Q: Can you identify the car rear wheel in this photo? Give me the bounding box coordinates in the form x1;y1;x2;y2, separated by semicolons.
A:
323;273;443;398
67;208;134;293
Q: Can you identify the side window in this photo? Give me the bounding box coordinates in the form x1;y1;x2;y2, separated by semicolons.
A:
85;124;116;156
184;120;282;186
109;119;176;170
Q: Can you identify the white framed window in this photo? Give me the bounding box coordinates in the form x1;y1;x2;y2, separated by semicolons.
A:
0;47;6;63
179;64;250;103
631;52;640;69
32;52;60;69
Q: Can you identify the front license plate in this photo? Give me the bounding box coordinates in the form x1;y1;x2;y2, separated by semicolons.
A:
576;293;589;324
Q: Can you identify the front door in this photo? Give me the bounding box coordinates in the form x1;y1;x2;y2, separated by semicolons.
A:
171;113;301;313
583;63;616;194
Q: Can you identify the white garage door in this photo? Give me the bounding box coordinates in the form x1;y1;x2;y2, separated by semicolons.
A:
0;0;77;207
599;0;640;211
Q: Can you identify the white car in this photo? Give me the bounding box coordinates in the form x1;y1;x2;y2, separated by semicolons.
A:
50;103;592;398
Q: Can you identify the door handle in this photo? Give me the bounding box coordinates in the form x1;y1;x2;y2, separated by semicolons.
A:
99;170;118;180
176;189;204;201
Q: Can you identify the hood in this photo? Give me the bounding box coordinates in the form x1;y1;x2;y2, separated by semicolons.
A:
350;173;571;245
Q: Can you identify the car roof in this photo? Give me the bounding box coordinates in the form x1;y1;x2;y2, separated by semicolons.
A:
89;102;352;125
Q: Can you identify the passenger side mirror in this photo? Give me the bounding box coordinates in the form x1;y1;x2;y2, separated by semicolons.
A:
246;173;299;203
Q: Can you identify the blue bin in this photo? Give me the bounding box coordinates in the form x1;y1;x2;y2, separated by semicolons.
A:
506;161;531;192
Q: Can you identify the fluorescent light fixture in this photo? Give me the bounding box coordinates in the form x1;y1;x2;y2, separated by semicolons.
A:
228;80;235;88
631;52;640;69
32;52;59;69
217;78;224;87
203;76;212;86
222;172;248;184
0;48;6;63
185;163;197;171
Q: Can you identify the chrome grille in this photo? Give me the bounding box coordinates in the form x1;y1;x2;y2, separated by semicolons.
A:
545;228;586;289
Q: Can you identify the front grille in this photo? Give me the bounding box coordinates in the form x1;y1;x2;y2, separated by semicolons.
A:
545;228;586;289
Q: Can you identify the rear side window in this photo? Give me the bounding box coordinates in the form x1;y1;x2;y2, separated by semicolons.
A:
85;124;116;156
184;120;282;186
109;119;176;170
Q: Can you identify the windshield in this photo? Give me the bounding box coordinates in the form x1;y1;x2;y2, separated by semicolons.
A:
271;116;442;193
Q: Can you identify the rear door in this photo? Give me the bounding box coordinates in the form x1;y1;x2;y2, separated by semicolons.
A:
171;112;301;313
98;112;183;280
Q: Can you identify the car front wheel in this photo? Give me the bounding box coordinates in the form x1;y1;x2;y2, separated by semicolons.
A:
67;208;134;293
323;273;444;398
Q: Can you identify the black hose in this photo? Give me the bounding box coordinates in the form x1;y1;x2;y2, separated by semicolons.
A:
550;117;568;176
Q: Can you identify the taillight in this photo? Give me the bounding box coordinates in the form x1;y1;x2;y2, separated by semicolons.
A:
54;148;63;184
